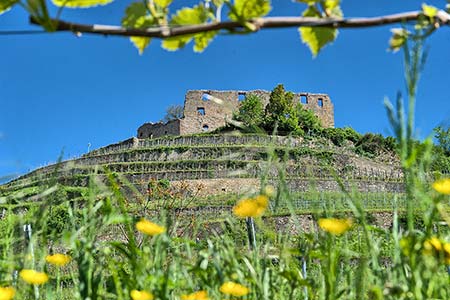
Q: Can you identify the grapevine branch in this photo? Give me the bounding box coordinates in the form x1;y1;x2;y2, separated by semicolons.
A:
30;10;450;38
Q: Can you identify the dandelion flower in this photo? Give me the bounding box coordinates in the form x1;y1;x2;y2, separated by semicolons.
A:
318;218;352;235
46;254;71;267
136;219;165;236
181;290;209;300
432;178;450;195
423;237;450;264
233;195;268;218
19;269;48;285
130;290;154;300
424;237;442;252
0;286;15;300
219;281;249;297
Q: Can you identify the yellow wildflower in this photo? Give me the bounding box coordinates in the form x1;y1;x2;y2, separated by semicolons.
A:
444;243;450;264
263;185;275;197
318;218;353;235
135;219;165;236
46;254;71;267
422;237;450;264
181;290;209;300
219;282;250;297
424;237;442;252
233;195;269;218
0;286;15;300
19;269;49;285
130;290;154;300
432;178;450;195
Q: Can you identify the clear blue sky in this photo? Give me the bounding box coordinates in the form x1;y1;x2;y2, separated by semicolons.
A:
1;0;449;181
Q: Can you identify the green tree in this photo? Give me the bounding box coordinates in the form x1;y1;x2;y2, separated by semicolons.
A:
434;125;450;154
431;125;450;172
234;94;265;130
297;103;322;135
264;84;301;135
162;104;184;122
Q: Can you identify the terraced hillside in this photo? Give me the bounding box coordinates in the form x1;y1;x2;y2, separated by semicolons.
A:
0;134;405;212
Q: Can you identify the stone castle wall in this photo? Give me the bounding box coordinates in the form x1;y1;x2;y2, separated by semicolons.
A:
138;89;335;138
180;90;237;135
138;119;181;139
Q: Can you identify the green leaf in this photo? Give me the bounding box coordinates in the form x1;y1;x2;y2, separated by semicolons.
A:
162;5;214;52
194;30;217;52
171;5;208;25
324;0;342;17
154;0;172;8
228;0;271;21
162;36;192;51
0;0;18;15
122;2;154;28
299;6;337;57
130;37;151;55
52;0;114;8
122;2;155;54
422;3;438;18
324;0;339;12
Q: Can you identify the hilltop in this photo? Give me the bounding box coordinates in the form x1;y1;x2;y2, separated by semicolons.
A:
0;85;410;214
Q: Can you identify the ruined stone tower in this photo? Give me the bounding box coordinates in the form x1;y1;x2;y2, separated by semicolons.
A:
138;90;334;139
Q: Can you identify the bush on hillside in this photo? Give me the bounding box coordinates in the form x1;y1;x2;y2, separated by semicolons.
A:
264;84;302;135
234;94;265;130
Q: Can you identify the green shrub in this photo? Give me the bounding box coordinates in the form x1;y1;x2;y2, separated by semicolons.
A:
234;94;265;130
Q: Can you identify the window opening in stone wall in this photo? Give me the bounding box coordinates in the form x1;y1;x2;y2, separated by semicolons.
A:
318;98;324;107
197;107;206;115
300;95;308;104
164;131;168;135
202;124;209;131
238;93;246;102
202;93;210;101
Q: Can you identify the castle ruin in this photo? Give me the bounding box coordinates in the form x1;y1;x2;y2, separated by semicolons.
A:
137;90;334;139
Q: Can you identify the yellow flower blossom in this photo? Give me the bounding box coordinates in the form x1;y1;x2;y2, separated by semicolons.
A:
318;218;353;235
233;195;269;218
0;286;15;300
444;243;450;264
424;237;442;252
422;237;450;264
46;254;71;267
432;178;450;195
19;269;49;285
263;185;275;197
219;282;250;297
181;290;209;300
135;219;165;236
130;290;154;300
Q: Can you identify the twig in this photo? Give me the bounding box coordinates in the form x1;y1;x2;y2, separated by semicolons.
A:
29;10;450;38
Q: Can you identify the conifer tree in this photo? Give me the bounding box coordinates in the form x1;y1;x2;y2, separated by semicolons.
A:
264;84;301;135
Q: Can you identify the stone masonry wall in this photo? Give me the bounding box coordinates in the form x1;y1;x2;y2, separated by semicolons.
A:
137;89;335;138
138;119;181;139
180;90;237;135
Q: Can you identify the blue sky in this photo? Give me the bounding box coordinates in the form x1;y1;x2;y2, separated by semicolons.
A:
1;0;449;181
